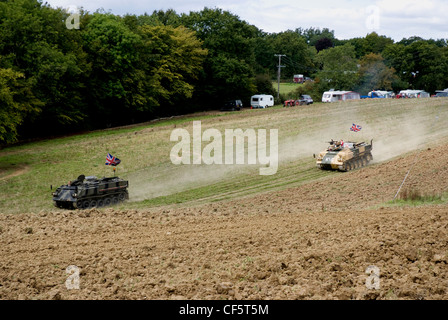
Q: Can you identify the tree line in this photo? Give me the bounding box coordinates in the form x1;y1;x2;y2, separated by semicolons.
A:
1;0;448;144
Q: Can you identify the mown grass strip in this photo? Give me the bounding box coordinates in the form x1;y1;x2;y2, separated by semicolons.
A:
133;160;336;209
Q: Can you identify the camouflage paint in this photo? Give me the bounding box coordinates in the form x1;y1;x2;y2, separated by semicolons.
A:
52;176;129;209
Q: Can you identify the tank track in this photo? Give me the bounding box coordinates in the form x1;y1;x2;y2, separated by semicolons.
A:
341;153;373;172
54;191;128;210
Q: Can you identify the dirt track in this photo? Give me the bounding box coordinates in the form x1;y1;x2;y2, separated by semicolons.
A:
0;144;447;300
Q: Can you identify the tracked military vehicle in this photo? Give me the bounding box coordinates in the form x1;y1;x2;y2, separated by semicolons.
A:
316;140;373;172
52;175;129;209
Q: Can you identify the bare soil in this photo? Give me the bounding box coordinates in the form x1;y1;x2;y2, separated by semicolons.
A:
0;144;447;300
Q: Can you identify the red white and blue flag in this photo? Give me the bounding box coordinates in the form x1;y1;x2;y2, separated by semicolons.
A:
350;124;362;132
106;153;121;166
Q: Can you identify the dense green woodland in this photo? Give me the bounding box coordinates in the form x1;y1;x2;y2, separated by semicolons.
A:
1;0;448;144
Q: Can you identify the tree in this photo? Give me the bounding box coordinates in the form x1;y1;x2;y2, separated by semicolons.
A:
0;0;89;137
138;9;182;27
363;33;394;55
252;30;274;76
0;67;42;143
397;36;425;46
82;12;143;126
347;32;394;58
296;27;336;46
315;44;359;91
383;40;448;93
442;46;448;89
137;25;207;115
265;30;316;79
315;37;334;53
356;53;398;95
407;41;448;93
0;68;25;143
254;74;276;97
181;8;258;107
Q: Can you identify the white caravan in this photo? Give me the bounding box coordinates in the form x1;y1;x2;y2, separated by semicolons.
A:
322;91;360;103
251;95;275;109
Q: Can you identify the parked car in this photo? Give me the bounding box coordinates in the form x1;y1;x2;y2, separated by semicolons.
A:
221;100;243;111
299;95;314;105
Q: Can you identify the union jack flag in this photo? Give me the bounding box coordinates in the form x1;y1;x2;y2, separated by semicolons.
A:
350;124;362;132
105;153;121;166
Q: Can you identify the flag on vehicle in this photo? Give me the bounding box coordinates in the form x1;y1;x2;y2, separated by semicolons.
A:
105;153;121;166
350;124;362;132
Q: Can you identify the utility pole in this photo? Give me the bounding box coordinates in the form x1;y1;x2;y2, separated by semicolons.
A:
275;54;286;100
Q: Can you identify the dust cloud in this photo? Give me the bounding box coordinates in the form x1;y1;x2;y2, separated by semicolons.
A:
368;110;441;163
281;101;445;165
127;101;447;202
128;163;244;202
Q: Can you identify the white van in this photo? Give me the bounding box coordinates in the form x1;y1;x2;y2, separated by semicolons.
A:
251;95;274;109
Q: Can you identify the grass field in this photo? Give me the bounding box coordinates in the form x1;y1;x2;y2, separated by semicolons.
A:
1;98;448;214
273;81;303;97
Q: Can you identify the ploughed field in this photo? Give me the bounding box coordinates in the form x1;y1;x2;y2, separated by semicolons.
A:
0;98;447;300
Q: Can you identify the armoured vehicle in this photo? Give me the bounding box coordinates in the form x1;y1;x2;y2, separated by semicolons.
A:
315;140;373;172
52;175;129;209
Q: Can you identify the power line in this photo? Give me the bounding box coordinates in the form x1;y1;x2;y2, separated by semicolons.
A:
282;56;318;74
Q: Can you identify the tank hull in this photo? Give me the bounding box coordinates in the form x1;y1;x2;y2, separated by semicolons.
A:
316;141;373;172
52;176;129;210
